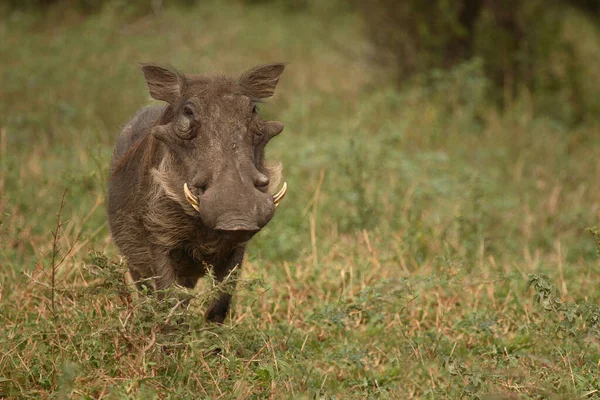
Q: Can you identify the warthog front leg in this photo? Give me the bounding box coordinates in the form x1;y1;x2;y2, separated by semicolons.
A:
205;246;245;324
169;248;205;289
151;249;177;292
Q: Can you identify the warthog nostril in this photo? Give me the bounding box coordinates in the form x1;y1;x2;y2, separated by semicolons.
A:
196;184;208;195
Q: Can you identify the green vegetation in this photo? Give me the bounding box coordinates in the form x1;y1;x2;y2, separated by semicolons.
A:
1;1;600;398
357;0;600;126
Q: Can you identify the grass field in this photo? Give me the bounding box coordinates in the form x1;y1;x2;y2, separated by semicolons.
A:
2;1;600;398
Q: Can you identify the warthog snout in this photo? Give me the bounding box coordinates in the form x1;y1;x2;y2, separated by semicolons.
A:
184;179;280;234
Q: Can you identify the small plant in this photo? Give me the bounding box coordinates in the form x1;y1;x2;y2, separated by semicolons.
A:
586;226;600;256
528;274;600;336
341;137;381;231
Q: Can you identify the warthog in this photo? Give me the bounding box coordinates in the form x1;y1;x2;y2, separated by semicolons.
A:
107;63;287;323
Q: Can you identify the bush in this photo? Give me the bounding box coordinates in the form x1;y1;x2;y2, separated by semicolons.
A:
355;0;599;124
3;0;198;15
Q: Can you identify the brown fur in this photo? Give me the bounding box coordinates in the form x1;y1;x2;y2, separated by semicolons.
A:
108;63;286;323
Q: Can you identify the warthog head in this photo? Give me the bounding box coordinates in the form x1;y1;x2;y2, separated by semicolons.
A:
142;63;287;237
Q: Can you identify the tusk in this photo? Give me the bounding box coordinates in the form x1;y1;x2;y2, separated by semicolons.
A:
183;183;200;212
273;182;287;207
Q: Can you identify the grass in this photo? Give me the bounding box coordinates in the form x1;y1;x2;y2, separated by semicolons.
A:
1;1;600;398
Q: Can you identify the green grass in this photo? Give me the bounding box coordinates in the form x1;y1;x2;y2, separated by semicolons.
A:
2;1;600;398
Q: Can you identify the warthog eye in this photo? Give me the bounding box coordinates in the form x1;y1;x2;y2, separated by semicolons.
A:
183;105;194;118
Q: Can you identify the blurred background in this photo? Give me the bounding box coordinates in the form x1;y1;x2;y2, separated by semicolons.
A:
2;0;600;397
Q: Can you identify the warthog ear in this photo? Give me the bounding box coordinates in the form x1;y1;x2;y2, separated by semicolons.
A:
239;63;286;99
141;64;184;104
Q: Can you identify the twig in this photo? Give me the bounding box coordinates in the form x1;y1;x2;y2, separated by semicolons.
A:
304;169;325;269
50;189;68;320
0;127;6;198
47;189;82;319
